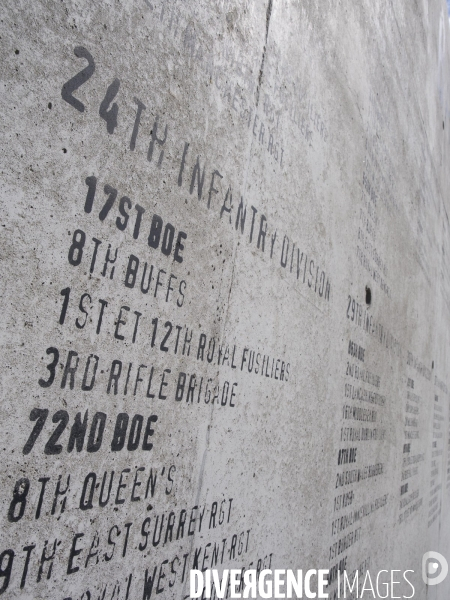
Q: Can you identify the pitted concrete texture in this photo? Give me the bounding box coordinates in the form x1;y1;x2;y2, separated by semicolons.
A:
1;0;450;598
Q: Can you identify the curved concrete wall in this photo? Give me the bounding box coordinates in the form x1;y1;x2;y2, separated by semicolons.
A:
1;0;450;598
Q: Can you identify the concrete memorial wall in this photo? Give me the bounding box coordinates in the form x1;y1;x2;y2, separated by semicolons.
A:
1;0;450;598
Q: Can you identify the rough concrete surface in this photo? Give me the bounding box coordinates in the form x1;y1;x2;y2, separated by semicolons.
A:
1;0;450;598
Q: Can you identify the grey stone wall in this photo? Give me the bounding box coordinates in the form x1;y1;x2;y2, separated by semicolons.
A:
1;0;450;598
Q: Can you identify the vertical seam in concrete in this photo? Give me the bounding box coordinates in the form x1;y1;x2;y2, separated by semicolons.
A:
241;0;274;194
255;0;273;108
226;0;274;341
180;420;213;600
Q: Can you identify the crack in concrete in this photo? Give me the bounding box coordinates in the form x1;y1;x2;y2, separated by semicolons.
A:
255;0;273;108
179;11;275;593
179;418;213;600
